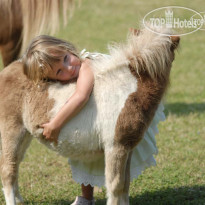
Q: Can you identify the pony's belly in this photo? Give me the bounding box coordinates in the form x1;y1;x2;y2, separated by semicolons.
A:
36;130;104;162
55;124;103;161
57;140;104;162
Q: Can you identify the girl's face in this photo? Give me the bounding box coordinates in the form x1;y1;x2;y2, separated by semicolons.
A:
47;52;81;82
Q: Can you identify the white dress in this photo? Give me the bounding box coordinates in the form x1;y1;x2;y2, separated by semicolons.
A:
68;49;166;187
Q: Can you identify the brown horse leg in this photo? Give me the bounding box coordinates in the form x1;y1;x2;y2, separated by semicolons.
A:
0;31;22;67
0;124;32;205
105;144;131;205
123;151;132;203
14;132;33;205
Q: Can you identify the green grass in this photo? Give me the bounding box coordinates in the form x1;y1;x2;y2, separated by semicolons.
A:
0;0;205;204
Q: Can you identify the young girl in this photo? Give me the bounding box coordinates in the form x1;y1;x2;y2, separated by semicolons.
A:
22;35;94;147
22;35;95;205
22;35;165;205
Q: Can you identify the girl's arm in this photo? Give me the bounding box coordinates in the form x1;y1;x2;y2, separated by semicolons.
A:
41;59;94;143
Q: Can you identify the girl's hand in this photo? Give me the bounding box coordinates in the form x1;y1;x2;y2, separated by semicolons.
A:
40;122;60;144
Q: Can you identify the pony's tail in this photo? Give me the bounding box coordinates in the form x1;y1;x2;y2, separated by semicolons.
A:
20;0;74;55
114;27;179;81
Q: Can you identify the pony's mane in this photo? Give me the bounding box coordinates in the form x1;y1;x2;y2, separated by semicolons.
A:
20;0;74;55
92;25;174;81
1;0;74;56
0;0;13;35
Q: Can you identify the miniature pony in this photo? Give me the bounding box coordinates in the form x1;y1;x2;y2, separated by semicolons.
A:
0;27;179;205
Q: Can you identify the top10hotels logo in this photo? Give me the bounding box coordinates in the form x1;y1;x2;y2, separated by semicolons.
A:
143;6;205;36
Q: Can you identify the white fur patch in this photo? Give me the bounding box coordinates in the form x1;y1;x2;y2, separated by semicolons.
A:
3;187;15;205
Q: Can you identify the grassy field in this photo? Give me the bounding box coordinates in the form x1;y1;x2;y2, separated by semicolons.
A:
0;0;205;204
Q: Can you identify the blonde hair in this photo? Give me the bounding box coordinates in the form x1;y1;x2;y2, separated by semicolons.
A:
22;35;80;82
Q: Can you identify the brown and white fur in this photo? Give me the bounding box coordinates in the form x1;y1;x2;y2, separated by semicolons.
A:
0;27;179;205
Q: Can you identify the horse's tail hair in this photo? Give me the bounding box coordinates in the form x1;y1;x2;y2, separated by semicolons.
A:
20;0;74;55
108;25;179;81
0;0;13;37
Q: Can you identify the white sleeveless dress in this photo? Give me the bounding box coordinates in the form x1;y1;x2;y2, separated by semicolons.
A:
68;49;166;187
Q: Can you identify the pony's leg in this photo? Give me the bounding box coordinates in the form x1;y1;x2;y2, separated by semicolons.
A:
105;145;131;205
122;151;132;204
0;126;31;205
13;177;23;205
14;132;33;204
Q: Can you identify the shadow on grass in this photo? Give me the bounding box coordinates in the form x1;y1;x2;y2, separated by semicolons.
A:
165;102;205;116
22;185;205;204
24;199;72;205
95;185;205;205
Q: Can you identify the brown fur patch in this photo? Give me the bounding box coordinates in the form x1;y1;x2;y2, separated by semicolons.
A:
0;61;55;196
0;61;54;134
114;66;169;149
